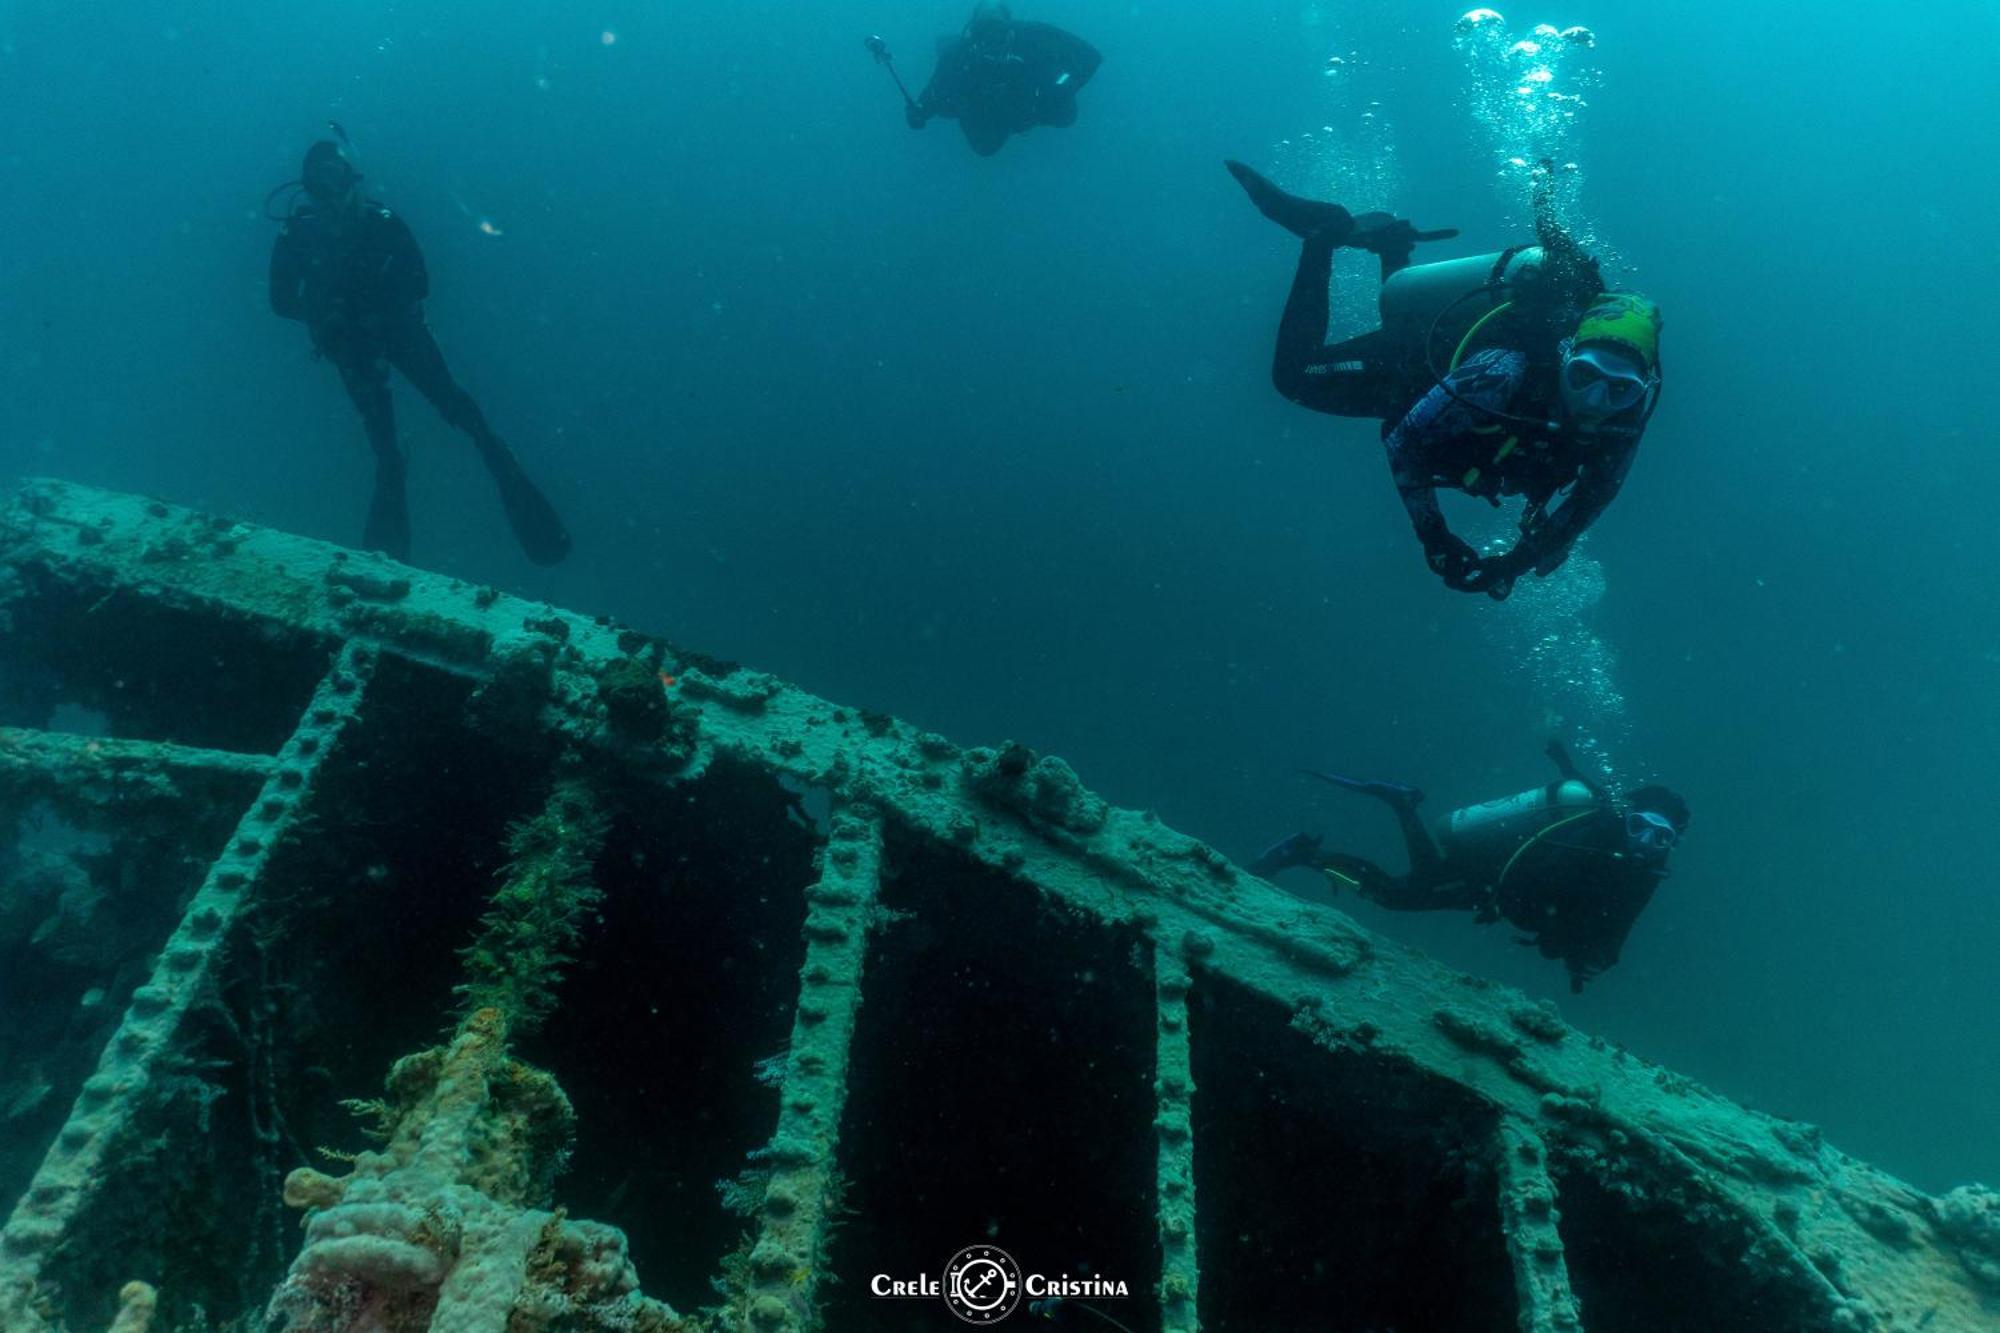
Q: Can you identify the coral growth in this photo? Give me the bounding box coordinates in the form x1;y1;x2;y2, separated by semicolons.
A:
1932;1184;2000;1292
268;1010;683;1332
963;742;1108;835
595;655;685;745
104;1281;155;1333
455;778;609;1035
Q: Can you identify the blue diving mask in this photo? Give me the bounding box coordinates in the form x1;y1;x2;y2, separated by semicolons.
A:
1625;810;1678;855
1561;346;1654;420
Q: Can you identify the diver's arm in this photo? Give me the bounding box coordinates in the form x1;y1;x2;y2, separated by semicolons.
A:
1018;22;1102;86
1560;877;1656;993
1545;738;1583;779
1070;35;1103;86
1503;439;1637;578
908;75;937;126
379;212;430;307
1393;474;1480;589
1385;349;1528;586
1544;739;1610;802
268;232;305;321
912;41;966;122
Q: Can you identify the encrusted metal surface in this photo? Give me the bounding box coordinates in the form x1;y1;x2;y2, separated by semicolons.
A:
3;640;374;1327
1;478;1994;1333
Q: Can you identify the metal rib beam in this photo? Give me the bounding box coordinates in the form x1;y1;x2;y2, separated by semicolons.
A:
0;643;376;1331
734;804;884;1333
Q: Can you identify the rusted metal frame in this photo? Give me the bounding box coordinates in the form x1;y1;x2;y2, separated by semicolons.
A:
734;804;885;1333
0;642;377;1330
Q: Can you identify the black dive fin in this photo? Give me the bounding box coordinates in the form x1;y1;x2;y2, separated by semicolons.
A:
1224;160;1354;242
1250;831;1324;879
1300;769;1425;808
482;443;572;565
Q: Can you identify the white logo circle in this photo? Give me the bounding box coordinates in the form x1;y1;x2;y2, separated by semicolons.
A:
943;1244;1022;1324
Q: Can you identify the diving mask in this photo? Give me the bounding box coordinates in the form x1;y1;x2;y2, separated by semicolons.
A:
1561;346;1654;419
1625;810;1678;855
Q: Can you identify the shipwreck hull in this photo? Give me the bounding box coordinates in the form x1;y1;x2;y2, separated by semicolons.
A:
0;478;1993;1333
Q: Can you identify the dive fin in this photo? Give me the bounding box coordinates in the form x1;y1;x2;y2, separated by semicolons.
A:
1299;769;1425;808
481;441;572;565
1224;160;1354;242
1250;831;1324;878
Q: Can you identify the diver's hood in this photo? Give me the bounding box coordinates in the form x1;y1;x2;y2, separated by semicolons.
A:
300;139;361;201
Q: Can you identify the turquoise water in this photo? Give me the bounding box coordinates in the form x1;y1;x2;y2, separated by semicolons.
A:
1;0;1994;1199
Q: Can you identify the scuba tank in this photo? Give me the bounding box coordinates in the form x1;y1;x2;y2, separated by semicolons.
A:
1439;779;1597;864
1378;245;1547;367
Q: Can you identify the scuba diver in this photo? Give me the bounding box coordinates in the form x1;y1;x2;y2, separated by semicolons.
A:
874;4;1102;156
267;130;570;565
1225;158;1662;600
1251;741;1688;992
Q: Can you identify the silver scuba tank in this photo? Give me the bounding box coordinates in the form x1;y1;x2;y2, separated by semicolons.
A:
1378;246;1546;361
1440;779;1597;864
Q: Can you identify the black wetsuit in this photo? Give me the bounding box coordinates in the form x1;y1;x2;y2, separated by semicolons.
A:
910;20;1101;155
1266;754;1666;992
270;197;568;564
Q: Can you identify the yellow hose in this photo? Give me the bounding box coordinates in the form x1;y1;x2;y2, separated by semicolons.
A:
1494;809;1596;892
1451;299;1516;372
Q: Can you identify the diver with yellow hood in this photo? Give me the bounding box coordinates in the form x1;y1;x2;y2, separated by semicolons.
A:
1225;158;1662;599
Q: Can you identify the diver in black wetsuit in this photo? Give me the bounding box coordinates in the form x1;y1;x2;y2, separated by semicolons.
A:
1252;742;1689;992
1225;160;1663;600
268;136;570;565
904;4;1102;156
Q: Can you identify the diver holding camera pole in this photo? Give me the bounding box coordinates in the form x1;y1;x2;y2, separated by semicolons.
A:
868;5;1101;156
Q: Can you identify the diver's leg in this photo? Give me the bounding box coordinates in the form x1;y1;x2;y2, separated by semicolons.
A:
1317;853;1422;907
1386;794;1447;881
1324;851;1484;914
1270;233;1340;406
1265;236;1402;417
388;320;494;443
390;323;571;565
961;117;1009;156
334;354;411;561
1301;770;1443;878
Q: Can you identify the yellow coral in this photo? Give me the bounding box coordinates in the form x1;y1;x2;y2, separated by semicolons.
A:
282;1167;348;1211
105;1281;156;1333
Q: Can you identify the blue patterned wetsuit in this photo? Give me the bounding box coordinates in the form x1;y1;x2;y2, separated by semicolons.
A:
1268;229;1642;589
1385;346;1638;579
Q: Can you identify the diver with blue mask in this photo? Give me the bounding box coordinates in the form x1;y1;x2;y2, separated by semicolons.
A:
1251;740;1688;992
1224;157;1662;600
268;130;570;566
